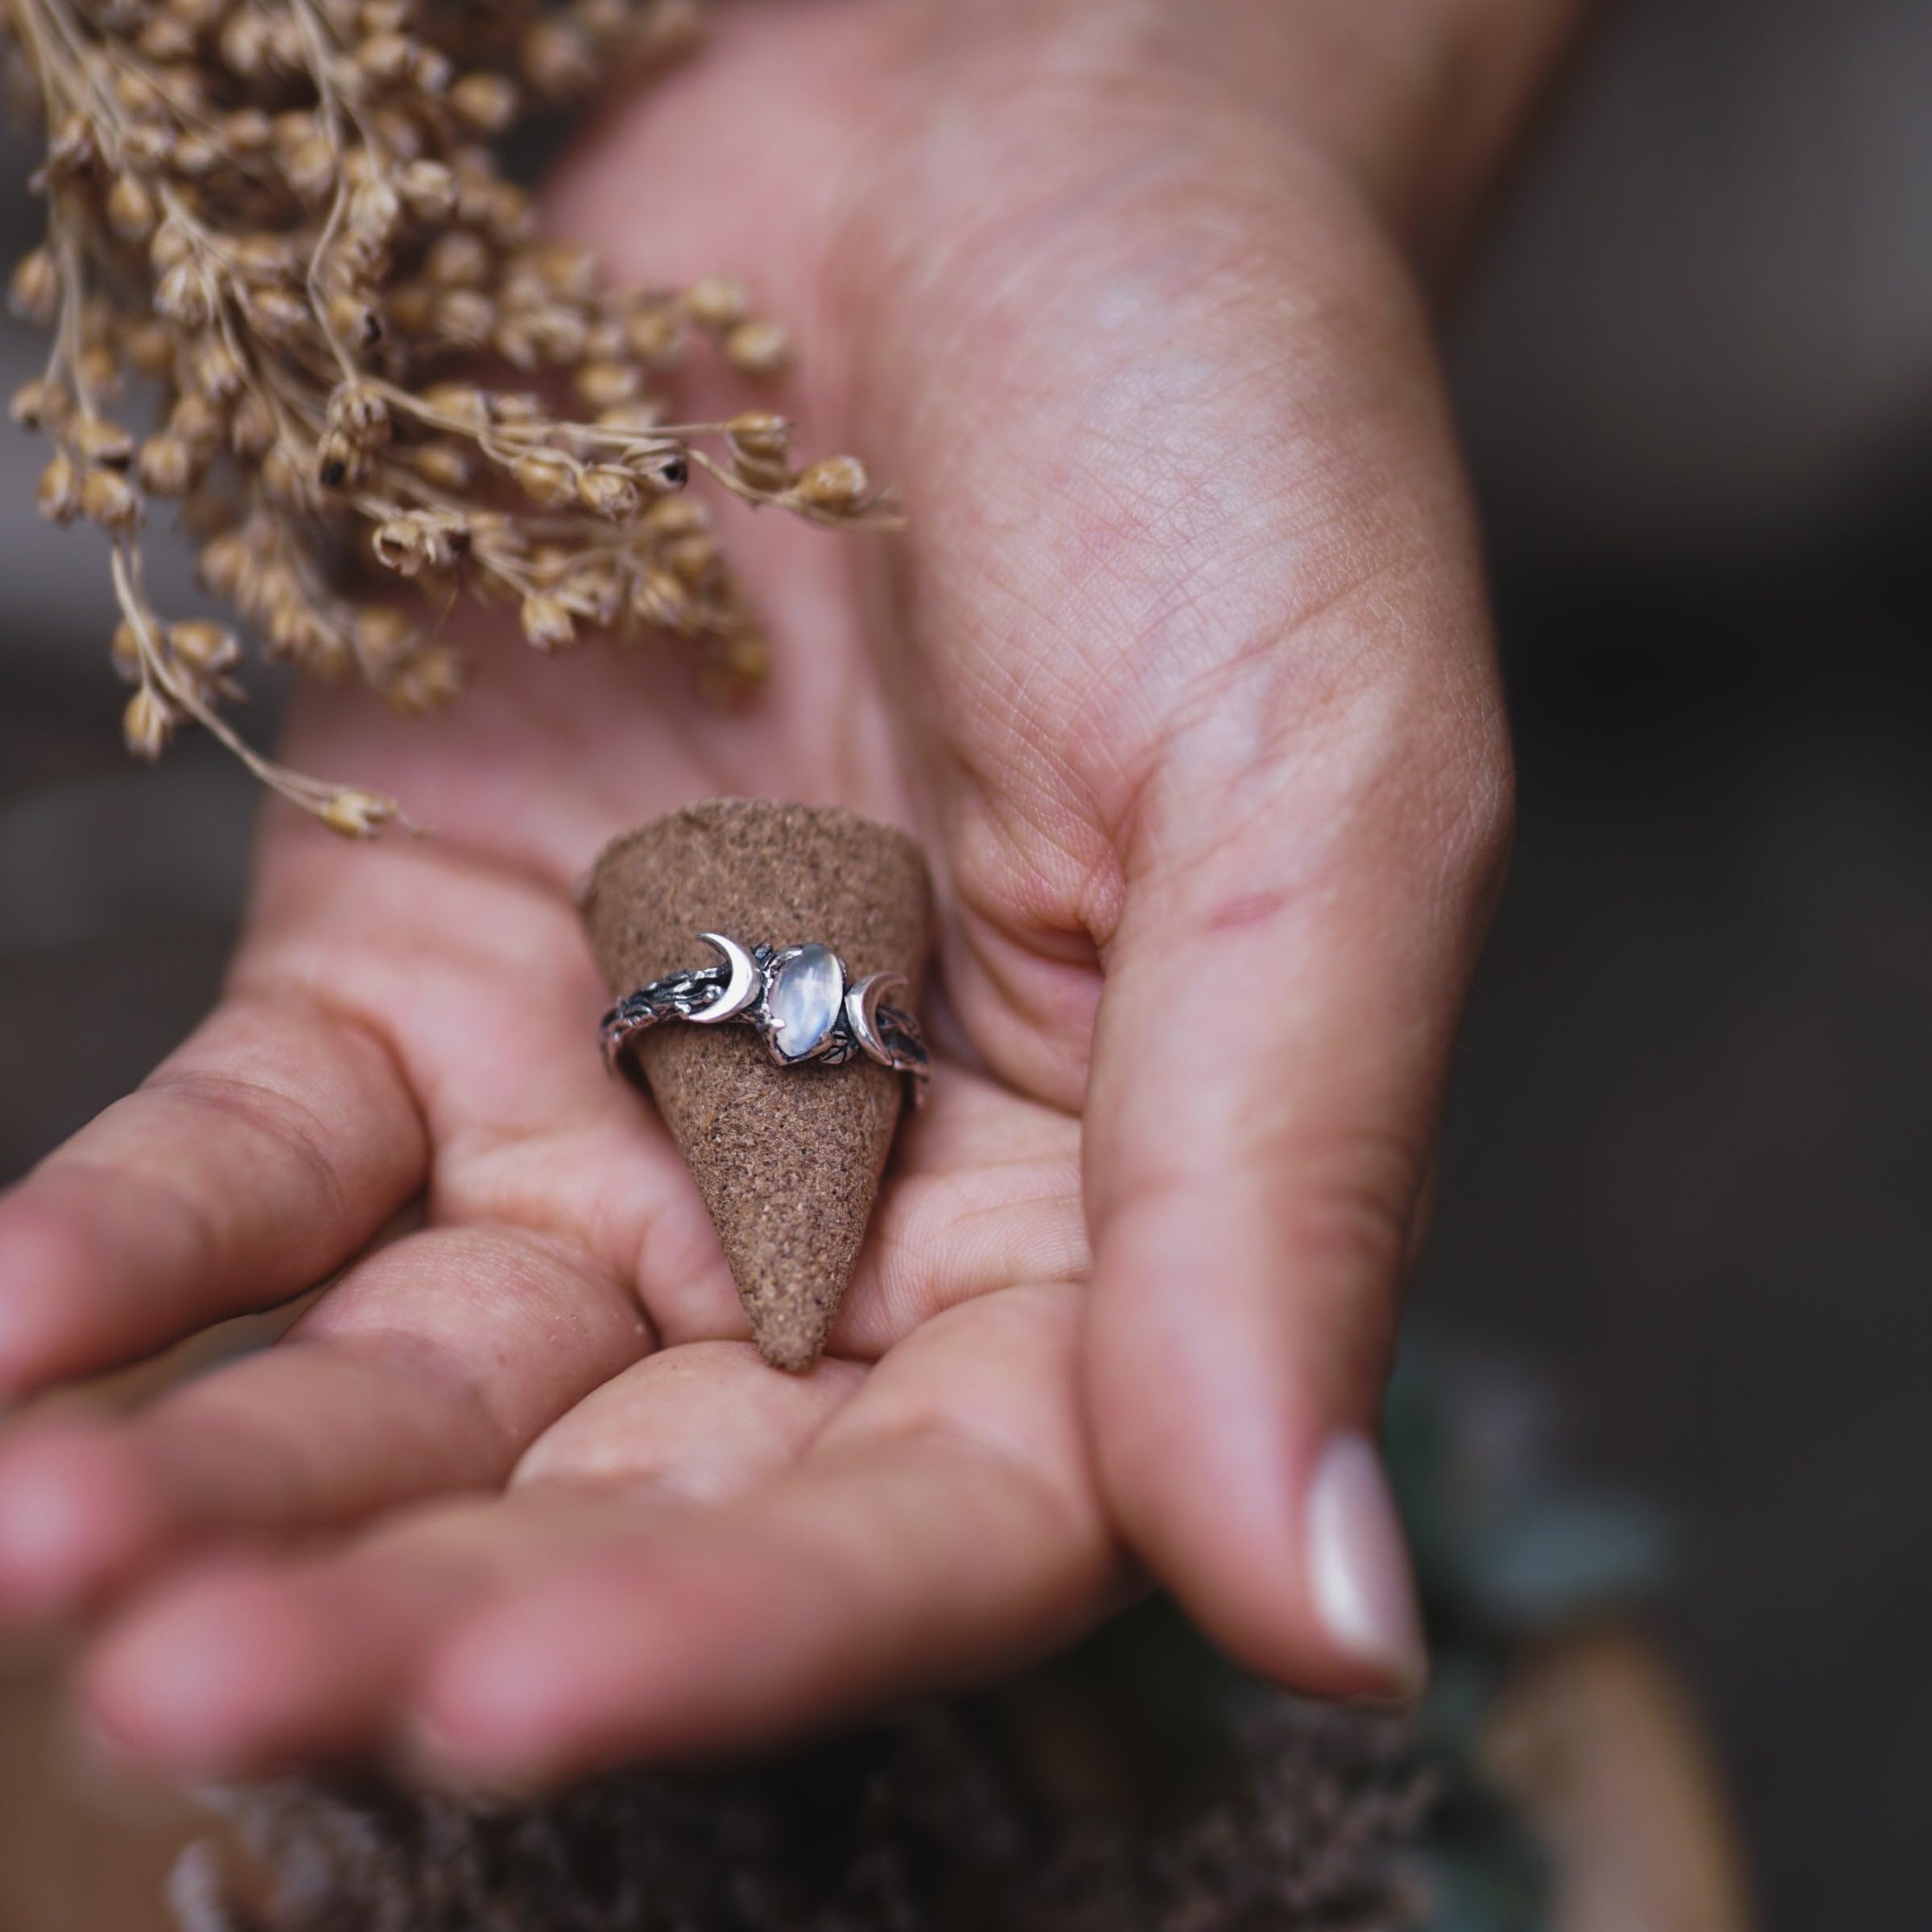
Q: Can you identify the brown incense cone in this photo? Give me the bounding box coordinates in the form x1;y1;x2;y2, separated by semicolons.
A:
580;799;932;1372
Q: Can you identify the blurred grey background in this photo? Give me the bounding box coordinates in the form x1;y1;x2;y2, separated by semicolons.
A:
2;2;1927;1926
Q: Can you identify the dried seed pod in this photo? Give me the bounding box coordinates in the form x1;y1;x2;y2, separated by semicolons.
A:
124;687;175;760
110;621;144;683
513;453;578;507
795;456;873;516
576;465;642;520
105;175;158;242
519;592;577;652
81;465;144;532
10;378;69;431
72;418;135;468
167;620;241;675
9;248;59;325
136;434;199;496
321;790;399;839
726;319;793;376
684;273;749;332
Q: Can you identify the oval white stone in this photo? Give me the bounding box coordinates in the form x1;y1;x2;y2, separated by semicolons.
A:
767;945;845;1061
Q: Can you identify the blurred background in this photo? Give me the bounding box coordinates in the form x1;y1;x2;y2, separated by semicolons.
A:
2;2;1926;1926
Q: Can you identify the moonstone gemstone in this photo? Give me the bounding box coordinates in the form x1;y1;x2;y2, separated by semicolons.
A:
767;944;845;1061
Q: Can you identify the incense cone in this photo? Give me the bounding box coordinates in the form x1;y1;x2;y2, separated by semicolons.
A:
580;799;933;1372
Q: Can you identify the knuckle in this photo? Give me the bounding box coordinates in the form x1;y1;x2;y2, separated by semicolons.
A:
1273;1128;1425;1291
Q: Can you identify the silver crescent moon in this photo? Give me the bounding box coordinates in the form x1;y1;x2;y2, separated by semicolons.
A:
844;971;909;1065
691;931;761;1024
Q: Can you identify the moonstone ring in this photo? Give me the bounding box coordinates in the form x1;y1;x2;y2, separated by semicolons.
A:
600;933;931;1102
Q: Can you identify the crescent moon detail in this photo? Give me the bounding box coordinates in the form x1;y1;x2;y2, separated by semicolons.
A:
691;931;761;1024
844;971;909;1066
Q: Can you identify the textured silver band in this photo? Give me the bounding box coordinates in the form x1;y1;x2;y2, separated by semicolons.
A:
601;932;931;1103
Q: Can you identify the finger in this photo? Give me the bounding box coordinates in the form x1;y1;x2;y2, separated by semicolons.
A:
1084;671;1512;1703
80;1342;857;1776
412;1284;1110;1786
830;1066;1088;1356
0;990;425;1398
511;1338;866;1497
0;1226;649;1624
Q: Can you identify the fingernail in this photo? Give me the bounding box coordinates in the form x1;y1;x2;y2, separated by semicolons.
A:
1306;1434;1426;1700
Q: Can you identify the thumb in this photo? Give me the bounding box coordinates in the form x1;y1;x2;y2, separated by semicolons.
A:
1082;691;1510;1700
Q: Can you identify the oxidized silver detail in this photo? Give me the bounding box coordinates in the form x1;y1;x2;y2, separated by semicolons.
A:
601;932;931;1103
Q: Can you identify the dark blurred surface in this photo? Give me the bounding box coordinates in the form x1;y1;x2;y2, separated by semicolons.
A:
2;3;1926;1928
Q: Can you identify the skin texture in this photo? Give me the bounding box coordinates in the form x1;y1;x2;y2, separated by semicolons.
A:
0;0;1574;1787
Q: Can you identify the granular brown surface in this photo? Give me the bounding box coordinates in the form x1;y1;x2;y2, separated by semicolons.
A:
579;799;932;1372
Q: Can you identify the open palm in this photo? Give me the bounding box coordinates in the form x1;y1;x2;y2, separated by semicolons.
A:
0;0;1529;1785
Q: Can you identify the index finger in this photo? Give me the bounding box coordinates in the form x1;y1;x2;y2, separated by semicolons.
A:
0;988;425;1398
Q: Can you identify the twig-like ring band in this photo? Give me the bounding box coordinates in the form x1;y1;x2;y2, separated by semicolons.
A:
601;933;931;1104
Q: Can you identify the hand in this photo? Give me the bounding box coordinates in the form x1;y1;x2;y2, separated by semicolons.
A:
0;0;1547;1786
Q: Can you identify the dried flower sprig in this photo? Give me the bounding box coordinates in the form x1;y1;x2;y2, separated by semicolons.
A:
3;0;892;834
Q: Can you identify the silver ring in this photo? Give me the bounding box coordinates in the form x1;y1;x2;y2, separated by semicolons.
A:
601;933;931;1103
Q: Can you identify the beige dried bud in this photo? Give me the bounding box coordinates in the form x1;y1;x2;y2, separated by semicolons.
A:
725;319;793;377
136;435;199;496
244;285;312;345
397;159;458;224
155;258;216;330
123;687;175;762
260;444;315;510
575;360;642;410
632;566;695;634
170;390;229;454
522;21;597;96
120;319;175;378
316;429;370;491
167;620;241;675
663;531;720;588
327;292;386;355
794;455;873;515
434;288;495;347
384;643;464;716
76;345;124;402
193;341;246;403
229;392;279;461
348;177;404;245
576;465;642;521
412;440;476;490
320;790;398;840
353;605;419;675
10;377;69;431
728;410;793;491
372;510;467;575
197;529;256;599
642;495;711;541
111;620;143;683
423;383;489;431
171;132;223;177
450;72;520;134
630;448;691;495
283;135;338;204
46;114;95;176
519;592;577;652
81;465;143;532
624;303;684;366
10;248;60;325
512;453;578;507
105;176;158;242
328;382;394;445
73;417;135;468
217;9;272;78
222;108;273;155
684;274;749;332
